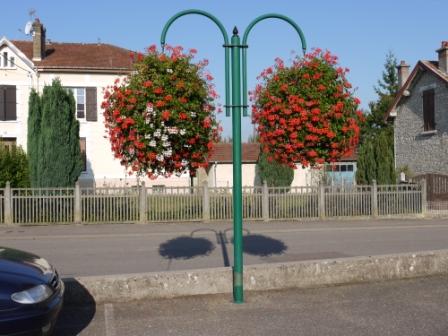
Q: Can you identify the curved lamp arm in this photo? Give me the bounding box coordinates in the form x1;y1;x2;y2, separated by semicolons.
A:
241;14;307;116
160;9;231;116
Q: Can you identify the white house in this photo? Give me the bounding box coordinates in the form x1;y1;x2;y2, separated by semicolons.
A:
0;19;192;188
198;143;314;188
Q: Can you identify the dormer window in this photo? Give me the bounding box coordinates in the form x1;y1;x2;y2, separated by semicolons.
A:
0;52;15;68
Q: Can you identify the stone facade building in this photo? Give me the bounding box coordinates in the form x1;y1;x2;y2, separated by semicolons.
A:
388;42;448;176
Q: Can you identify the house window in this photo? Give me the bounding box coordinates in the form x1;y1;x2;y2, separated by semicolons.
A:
68;88;86;119
0;52;15;69
324;163;355;172
0;85;17;121
80;137;87;172
2;52;8;68
0;137;16;151
423;89;435;131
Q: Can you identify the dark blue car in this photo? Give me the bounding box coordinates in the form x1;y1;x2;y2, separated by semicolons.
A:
0;247;64;336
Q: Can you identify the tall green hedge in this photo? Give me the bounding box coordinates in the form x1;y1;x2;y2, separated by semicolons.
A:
27;79;82;187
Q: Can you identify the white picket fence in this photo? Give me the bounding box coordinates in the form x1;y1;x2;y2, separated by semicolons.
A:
0;181;426;225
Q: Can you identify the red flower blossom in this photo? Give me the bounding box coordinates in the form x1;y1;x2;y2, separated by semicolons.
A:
153;87;164;95
161;110;171;121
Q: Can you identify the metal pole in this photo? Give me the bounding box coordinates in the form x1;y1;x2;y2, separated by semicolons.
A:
230;27;244;304
160;10;307;305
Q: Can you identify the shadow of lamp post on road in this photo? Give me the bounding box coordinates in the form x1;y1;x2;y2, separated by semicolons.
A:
158;228;288;268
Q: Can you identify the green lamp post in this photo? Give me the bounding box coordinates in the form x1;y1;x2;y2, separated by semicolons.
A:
160;9;306;304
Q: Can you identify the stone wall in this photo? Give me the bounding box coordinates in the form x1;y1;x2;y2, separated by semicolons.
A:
395;71;448;175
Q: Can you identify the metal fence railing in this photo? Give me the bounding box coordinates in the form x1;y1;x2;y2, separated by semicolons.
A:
11;188;75;224
147;186;202;222
325;185;372;217
0;182;429;225
269;186;319;220
377;184;422;216
210;187;233;220
82;188;139;223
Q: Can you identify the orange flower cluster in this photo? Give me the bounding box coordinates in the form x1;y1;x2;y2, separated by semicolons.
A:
252;49;365;168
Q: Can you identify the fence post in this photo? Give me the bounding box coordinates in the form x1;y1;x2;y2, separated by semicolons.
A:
139;181;147;224
203;180;210;222
4;181;12;225
371;180;378;218
318;184;326;219
262;180;269;222
74;181;81;224
421;179;427;216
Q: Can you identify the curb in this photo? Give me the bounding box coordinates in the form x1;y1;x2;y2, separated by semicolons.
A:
63;249;448;304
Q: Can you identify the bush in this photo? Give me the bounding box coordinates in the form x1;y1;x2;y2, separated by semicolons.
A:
0;145;30;188
257;152;294;188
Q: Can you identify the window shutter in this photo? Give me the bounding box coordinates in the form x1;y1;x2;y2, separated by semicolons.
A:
5;86;17;121
86;87;97;121
423;89;435;131
0;86;5;121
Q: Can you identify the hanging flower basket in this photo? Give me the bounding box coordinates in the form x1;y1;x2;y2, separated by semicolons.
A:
251;49;365;168
102;45;221;178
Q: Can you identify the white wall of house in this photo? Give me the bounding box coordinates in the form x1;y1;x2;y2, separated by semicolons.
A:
0;43;34;148
292;165;313;186
206;163;257;187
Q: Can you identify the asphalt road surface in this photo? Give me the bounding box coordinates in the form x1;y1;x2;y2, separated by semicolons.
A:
55;275;448;336
1;218;448;277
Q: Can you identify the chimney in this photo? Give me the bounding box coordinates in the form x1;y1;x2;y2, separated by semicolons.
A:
32;19;46;61
397;60;410;88
436;41;448;73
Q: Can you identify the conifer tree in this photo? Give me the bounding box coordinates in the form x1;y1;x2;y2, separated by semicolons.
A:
356;52;397;185
38;79;82;187
27;89;41;187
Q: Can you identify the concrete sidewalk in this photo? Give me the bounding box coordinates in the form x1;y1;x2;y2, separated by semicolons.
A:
1;218;448;277
55;275;448;336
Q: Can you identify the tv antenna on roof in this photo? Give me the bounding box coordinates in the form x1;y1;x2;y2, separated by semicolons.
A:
24;21;33;35
28;8;37;18
19;8;37;36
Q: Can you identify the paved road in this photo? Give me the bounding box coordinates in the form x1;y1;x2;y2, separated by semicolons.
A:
1;218;448;277
55;275;448;336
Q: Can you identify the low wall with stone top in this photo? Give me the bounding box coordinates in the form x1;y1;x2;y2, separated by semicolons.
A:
63;249;448;304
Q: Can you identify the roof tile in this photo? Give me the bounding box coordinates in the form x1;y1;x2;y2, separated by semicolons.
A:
11;40;133;72
209;143;260;163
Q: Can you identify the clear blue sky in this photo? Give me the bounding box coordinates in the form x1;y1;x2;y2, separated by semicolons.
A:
2;0;448;140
